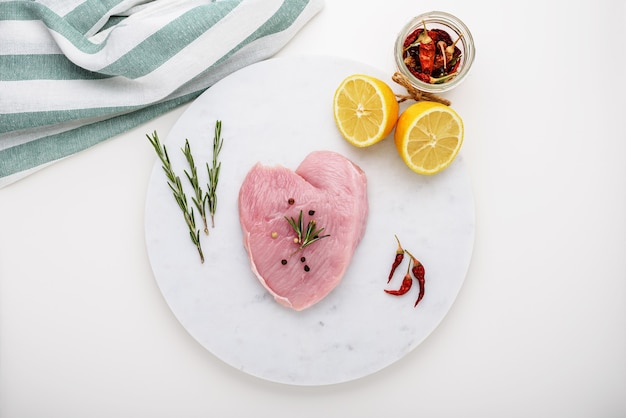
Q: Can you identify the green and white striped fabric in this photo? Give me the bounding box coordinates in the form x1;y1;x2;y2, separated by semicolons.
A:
0;0;323;187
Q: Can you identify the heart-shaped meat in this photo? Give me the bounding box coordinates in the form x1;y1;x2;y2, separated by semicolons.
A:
238;150;368;311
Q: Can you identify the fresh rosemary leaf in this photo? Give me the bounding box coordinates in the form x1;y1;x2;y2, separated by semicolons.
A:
147;131;204;263
206;120;224;228
285;210;330;250
182;139;209;235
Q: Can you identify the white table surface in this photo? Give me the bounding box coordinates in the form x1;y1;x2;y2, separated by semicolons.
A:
1;1;625;417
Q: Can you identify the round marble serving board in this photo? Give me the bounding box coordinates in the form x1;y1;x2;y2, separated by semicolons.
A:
144;55;475;386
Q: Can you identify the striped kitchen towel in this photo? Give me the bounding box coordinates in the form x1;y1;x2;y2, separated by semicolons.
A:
0;0;323;187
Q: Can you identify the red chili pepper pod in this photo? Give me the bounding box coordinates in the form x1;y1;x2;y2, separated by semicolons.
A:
406;250;426;307
416;21;435;75
387;235;405;283
415;72;431;83
403;28;421;48
384;264;412;296
412;262;425;307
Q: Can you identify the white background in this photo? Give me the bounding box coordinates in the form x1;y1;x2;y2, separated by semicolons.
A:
1;1;625;417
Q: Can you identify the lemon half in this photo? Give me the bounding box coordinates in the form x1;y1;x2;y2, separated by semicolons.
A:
394;101;464;175
333;74;399;147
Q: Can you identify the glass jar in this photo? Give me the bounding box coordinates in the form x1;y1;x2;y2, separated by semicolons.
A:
394;11;475;93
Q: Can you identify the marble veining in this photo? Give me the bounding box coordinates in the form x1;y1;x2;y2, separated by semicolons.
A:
144;56;475;386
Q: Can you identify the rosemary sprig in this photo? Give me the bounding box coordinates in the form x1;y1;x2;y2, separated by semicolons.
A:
285;210;330;250
147;131;204;263
206;120;224;228
182;139;209;235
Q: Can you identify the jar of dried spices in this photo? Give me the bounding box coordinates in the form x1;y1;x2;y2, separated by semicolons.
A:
394;11;475;93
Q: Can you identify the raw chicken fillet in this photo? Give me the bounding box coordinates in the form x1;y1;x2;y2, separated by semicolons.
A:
238;150;368;311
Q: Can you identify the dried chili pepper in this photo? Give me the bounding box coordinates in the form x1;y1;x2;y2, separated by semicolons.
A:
431;28;453;45
403;28;420;48
387;235;405;283
384;263;412;296
415;71;432;84
406;250;425;307
416;21;435;75
445;34;463;66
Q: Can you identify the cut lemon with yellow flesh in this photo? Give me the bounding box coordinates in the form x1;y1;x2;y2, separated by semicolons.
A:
394;101;464;175
333;74;399;147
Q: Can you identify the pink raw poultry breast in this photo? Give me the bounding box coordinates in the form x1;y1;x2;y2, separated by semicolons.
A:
238;150;368;311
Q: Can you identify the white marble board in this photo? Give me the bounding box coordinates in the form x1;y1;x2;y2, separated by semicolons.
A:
144;55;475;386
